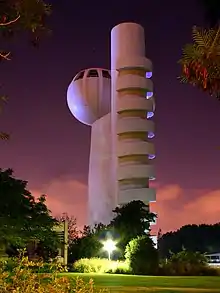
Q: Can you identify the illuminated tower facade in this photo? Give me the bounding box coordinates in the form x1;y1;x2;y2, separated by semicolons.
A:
111;23;156;209
67;23;156;238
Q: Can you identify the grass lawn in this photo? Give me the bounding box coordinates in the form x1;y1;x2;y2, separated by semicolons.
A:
61;273;220;292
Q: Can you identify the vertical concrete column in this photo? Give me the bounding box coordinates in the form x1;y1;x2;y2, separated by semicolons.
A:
111;23;156;238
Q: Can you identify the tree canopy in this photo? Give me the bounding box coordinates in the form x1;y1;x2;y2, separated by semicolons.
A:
110;200;156;254
125;235;158;275
0;168;58;250
158;223;220;258
179;26;220;99
179;1;220;100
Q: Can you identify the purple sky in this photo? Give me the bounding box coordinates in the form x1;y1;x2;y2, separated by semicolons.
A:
1;0;220;232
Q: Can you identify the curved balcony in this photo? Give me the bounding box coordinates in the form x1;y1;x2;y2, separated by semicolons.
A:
118;187;156;205
117;117;155;135
116;75;153;92
117;95;155;113
117;141;155;157
116;56;152;72
118;164;155;181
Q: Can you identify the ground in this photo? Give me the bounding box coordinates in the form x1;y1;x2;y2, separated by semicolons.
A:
61;273;220;292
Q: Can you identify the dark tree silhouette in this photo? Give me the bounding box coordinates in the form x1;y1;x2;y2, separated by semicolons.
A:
110;200;156;254
158;223;220;258
0;168;59;256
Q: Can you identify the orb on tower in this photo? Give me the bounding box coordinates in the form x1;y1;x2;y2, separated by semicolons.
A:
67;68;111;126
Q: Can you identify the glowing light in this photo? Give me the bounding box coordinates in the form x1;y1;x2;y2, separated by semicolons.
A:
146;92;153;99
149;154;155;160
147;112;154;119
103;239;116;260
146;71;152;78
148;132;155;139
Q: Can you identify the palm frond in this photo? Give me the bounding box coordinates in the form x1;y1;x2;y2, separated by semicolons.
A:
180;44;204;64
192;26;220;55
192;26;210;49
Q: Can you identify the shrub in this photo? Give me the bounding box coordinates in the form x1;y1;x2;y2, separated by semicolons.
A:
125;235;159;275
0;255;105;292
159;250;220;276
73;257;130;274
0;257;17;272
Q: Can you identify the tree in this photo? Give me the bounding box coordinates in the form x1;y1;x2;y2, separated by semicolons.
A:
158;223;220;258
178;26;220;99
56;213;79;245
164;249;208;276
110;200;156;256
0;0;51;139
125;235;158;275
0;168;59;255
0;0;51;52
68;224;105;263
178;1;220;99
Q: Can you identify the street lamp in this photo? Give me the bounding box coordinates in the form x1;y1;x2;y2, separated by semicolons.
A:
103;239;116;260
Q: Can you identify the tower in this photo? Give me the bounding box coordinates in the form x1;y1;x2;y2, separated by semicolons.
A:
67;23;156;237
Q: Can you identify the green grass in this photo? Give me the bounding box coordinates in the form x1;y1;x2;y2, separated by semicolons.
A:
61;273;220;292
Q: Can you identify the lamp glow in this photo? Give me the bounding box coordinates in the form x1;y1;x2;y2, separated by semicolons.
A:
103;239;116;260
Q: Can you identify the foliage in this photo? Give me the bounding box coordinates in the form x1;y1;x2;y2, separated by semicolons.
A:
57;213;79;245
0;254;105;293
72;257;130;274
68;224;107;263
125;235;159;275
0;168;59;257
158;223;220;258
0;0;51;52
159;250;220;276
0;0;51;139
0;252;64;273
110;200;156;256
179;26;220;99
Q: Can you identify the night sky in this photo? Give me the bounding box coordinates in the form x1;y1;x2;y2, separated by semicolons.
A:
1;0;220;233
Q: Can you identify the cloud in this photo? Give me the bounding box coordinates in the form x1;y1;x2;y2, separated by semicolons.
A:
31;177;87;229
32;177;220;234
151;184;220;234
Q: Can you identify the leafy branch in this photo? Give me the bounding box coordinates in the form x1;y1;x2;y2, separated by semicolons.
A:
0;0;51;140
178;26;220;99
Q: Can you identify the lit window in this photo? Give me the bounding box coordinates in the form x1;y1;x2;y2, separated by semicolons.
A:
74;71;84;81
149;154;155;160
146;92;153;99
147;111;154;119
148;132;155;138
146;72;152;78
87;69;98;77
102;70;111;79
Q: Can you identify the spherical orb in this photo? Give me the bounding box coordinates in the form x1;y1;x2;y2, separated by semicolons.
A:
67;68;111;126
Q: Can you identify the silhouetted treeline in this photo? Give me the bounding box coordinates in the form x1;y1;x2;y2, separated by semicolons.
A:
158;223;220;258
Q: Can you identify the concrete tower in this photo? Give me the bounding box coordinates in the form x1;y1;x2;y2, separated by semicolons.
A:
67;23;156;236
111;23;156;208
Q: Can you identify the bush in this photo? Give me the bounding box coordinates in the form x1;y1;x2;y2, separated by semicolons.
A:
0;257;17;272
73;257;130;274
0;255;105;292
0;256;64;273
125;235;159;275
159;250;220;276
